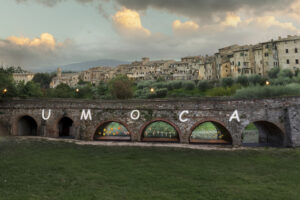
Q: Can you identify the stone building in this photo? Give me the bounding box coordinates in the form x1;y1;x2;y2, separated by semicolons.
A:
12;72;35;84
276;35;300;72
49;68;81;88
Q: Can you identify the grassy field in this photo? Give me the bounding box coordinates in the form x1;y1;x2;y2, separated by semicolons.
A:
1;138;300;200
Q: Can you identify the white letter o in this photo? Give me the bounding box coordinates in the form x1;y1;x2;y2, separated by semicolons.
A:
130;110;140;120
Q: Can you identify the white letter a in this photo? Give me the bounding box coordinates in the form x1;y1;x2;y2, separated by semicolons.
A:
229;110;240;122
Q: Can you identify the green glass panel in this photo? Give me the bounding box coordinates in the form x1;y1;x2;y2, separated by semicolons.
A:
144;121;178;138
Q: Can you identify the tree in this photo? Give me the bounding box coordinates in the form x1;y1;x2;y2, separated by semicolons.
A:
268;67;280;79
18;81;43;97
222;77;234;87
52;83;74;98
108;75;133;99
32;73;53;89
0;72;17;98
236;76;249;87
278;69;293;79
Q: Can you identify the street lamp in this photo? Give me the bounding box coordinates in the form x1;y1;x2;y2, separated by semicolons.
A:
265;81;270;86
150;88;155;93
75;88;80;93
3;88;7;94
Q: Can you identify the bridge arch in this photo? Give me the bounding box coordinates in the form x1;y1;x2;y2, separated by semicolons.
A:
16;115;38;136
94;120;131;141
189;119;232;144
140;119;181;142
242;120;285;147
57;116;74;138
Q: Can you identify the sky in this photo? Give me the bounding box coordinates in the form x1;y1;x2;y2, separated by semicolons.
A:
0;0;300;71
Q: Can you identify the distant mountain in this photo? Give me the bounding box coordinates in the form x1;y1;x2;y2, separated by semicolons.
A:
60;59;130;72
35;59;130;73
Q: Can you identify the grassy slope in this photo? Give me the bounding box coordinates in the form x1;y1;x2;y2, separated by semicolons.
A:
0;138;300;200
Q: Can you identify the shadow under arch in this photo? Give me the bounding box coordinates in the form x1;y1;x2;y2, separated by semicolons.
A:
189;119;232;144
58;117;74;138
140;119;181;143
242;121;285;147
94;120;131;141
17;115;38;136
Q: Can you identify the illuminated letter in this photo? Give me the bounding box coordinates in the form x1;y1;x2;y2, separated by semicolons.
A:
81;109;92;120
229;110;240;122
130;110;140;120
42;109;51;120
179;110;189;122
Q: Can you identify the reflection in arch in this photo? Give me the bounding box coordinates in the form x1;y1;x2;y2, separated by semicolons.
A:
142;121;179;142
17;116;38;136
94;121;130;141
58;117;74;138
190;121;232;144
242;121;284;147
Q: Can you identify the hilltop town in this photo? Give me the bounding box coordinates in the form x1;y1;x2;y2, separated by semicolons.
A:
12;35;300;88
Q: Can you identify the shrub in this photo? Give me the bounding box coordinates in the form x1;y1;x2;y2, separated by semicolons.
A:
236;76;249;86
278;69;294;79
170;81;183;89
137;80;154;89
248;75;262;86
271;77;292;85
206;84;241;97
108;75;133;99
222;77;234;87
268;67;280;79
197;80;209;91
182;81;196;90
233;84;300;99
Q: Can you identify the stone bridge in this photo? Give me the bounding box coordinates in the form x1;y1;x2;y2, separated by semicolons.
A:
0;97;300;147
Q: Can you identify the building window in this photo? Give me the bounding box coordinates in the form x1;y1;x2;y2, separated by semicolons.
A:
287;59;290;64
238;62;241;66
295;48;298;53
286;49;289;53
264;53;269;57
296;59;299;64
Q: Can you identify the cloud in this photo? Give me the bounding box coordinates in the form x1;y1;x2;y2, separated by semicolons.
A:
15;0;94;7
172;20;199;36
0;33;73;70
244;16;300;34
221;12;241;27
112;7;151;38
113;0;298;21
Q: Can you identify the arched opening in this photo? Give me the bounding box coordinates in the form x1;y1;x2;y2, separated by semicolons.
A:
17;116;38;136
58;117;74;138
190;121;232;144
242;121;284;147
141;120;180;142
94;121;130;141
0;122;9;136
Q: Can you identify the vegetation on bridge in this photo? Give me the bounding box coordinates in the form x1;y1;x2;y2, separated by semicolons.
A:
0;138;300;200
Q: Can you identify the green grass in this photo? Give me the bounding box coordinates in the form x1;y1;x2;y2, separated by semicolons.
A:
1;138;300;200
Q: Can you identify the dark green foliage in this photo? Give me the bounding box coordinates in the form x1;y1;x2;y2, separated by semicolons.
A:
236;76;249;86
0;72;18;98
32;73;53;89
18;81;43;97
52;83;74;98
268;67;280;78
234;84;300;99
278;69;294;79
222;77;234;87
248;75;262;85
197;80;210;91
109;75;133;99
182;81;196;90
